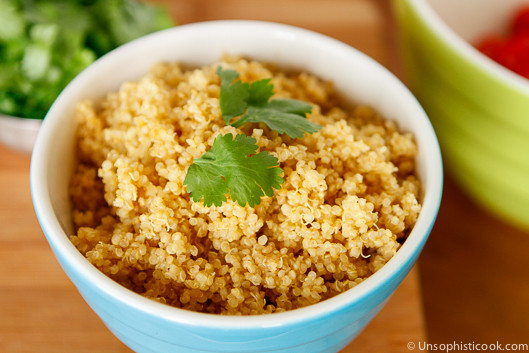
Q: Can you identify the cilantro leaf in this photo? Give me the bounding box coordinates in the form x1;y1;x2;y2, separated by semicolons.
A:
184;133;284;207
218;68;249;124
216;66;321;138
184;68;321;208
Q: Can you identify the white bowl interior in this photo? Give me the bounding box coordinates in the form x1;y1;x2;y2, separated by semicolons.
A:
427;0;527;42
31;21;442;327
407;0;529;97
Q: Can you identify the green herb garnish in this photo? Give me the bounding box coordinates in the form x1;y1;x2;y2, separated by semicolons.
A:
0;0;174;120
184;66;322;207
184;133;284;208
217;66;320;138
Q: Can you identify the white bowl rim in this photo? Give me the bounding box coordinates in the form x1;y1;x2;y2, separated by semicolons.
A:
404;0;529;96
31;20;443;330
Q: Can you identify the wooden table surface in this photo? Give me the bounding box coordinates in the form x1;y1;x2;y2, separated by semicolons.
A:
1;0;528;352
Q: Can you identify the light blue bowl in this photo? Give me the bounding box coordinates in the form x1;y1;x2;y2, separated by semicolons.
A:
30;21;443;353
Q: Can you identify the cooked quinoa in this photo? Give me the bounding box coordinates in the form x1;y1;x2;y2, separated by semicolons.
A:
69;57;422;315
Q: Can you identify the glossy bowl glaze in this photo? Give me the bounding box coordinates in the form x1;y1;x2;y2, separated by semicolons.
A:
394;0;529;229
30;20;442;353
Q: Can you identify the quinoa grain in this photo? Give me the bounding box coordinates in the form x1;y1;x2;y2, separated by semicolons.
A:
69;57;421;315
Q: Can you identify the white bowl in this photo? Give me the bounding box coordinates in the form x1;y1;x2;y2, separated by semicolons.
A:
0;114;41;154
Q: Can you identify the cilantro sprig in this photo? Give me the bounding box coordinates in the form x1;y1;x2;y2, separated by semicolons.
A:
217;66;320;138
183;66;322;207
184;133;283;207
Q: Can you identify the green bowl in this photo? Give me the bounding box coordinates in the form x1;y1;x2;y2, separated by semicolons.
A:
393;0;529;228
433;108;529;229
445;143;529;230
408;50;529;172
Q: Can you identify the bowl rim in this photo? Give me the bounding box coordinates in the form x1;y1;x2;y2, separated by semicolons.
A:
30;20;443;330
404;0;529;95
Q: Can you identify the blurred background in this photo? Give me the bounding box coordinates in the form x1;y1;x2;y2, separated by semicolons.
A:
1;0;528;351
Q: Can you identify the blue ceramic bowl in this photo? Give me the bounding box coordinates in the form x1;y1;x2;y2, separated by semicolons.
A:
30;21;442;353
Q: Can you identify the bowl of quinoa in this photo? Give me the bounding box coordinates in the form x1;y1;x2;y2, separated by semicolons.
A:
31;21;443;353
